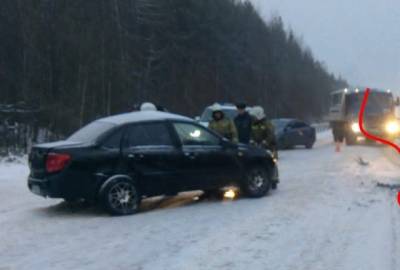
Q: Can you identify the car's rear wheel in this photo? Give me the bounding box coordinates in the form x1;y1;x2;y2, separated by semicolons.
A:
241;166;270;198
100;177;141;216
305;142;314;149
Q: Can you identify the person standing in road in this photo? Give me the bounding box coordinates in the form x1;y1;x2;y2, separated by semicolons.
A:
330;121;345;152
209;103;238;143
234;103;252;144
250;106;278;159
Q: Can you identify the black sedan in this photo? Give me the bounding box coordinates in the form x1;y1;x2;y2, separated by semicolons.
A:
28;111;279;215
272;119;316;149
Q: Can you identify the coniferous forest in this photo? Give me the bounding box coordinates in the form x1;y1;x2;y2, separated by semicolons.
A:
0;0;346;143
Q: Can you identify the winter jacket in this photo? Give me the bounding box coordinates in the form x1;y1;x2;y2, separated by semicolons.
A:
209;118;238;143
234;112;252;144
251;119;276;148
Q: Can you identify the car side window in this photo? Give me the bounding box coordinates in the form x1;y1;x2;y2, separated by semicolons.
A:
173;122;220;146
292;122;308;129
102;128;124;149
125;122;173;147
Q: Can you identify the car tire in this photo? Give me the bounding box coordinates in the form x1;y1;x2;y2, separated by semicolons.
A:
305;142;314;149
241;166;271;198
99;176;141;216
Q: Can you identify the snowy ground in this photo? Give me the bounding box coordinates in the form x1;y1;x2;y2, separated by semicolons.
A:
1;131;400;270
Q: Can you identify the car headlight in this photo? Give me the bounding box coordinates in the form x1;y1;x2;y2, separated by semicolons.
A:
385;121;400;134
351;122;361;133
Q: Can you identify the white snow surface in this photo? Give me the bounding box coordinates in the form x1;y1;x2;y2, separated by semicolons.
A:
1;131;400;270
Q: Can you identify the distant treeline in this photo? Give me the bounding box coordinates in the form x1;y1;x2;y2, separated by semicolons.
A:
0;0;346;137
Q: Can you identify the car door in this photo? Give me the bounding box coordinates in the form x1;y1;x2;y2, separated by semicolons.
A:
298;122;315;145
290;121;311;145
122;121;181;196
171;121;240;191
284;121;300;146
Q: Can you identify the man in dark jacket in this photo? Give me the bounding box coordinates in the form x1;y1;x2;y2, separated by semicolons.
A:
234;103;252;144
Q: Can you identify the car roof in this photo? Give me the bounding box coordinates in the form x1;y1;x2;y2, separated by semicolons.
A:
205;104;252;111
98;111;192;126
206;104;237;110
272;118;295;122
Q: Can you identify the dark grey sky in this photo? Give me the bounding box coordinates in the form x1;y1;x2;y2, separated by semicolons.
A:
251;0;400;91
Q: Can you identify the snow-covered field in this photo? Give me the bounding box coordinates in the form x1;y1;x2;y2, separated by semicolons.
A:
1;131;400;270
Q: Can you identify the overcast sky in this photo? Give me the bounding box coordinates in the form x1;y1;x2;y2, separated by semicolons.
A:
250;0;400;91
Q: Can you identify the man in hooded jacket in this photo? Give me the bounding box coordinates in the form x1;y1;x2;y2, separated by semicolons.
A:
250;106;278;159
208;103;238;143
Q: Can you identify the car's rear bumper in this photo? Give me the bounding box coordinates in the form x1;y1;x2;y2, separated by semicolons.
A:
27;171;94;200
28;176;61;198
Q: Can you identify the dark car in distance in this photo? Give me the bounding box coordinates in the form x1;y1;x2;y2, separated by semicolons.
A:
272;119;316;149
28;111;279;215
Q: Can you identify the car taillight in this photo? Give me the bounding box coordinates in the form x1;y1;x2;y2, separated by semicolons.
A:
46;153;71;173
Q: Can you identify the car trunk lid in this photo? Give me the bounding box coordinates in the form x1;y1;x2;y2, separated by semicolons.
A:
28;141;85;178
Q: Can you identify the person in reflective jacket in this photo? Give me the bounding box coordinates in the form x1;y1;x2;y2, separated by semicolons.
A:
250;106;278;159
208;103;238;143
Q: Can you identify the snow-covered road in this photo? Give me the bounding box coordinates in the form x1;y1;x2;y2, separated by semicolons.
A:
1;131;400;270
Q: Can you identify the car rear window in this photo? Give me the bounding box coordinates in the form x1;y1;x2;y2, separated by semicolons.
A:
68;121;116;143
102;128;124;149
125;122;173;147
291;122;308;129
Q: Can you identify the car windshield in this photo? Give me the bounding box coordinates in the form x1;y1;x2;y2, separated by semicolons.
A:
271;119;291;132
345;93;393;116
67;121;116;143
200;108;238;122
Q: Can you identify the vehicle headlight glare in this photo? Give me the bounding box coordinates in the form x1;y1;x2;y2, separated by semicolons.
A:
224;189;236;199
386;121;400;134
351;122;361;133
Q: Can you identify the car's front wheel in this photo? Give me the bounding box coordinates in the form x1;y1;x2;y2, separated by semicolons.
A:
305;142;314;149
241;166;271;198
100;177;141;216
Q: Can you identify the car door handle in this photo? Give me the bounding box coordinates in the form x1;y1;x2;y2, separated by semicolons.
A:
128;153;144;160
184;152;197;160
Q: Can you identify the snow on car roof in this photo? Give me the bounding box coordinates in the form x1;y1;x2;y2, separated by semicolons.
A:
206;105;237;110
272;118;295;122
98;111;192;125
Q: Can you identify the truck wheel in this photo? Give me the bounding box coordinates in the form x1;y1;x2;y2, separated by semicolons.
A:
241;166;270;198
100;177;141;216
